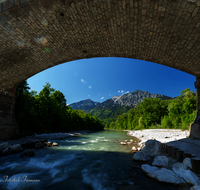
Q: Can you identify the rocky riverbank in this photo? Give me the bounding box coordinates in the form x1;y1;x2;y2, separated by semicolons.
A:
127;129;189;143
126;129;200;190
0;130;92;157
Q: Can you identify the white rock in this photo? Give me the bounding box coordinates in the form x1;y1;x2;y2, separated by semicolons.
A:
142;139;163;157
133;152;151;161
121;141;127;145
190;185;200;190
0;142;9;152
137;147;141;151
172;162;200;186
183;158;192;169
52;142;58;146
152;156;169;167
141;164;159;174
132;146;137;150
149;167;186;184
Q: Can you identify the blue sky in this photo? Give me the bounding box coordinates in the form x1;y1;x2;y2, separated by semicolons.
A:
27;57;196;105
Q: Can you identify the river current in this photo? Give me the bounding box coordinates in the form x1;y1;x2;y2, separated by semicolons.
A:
0;130;191;190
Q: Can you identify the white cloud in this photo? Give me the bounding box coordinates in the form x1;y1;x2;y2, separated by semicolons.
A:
100;97;104;100
121;90;124;93
81;79;85;83
88;85;92;89
118;90;120;93
125;91;129;94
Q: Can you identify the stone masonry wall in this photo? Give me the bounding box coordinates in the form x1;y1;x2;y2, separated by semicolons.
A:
0;0;200;92
0;88;19;139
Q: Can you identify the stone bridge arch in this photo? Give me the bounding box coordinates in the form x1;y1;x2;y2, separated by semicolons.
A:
0;0;200;139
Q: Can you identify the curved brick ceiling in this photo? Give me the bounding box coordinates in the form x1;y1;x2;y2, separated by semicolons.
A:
0;0;200;92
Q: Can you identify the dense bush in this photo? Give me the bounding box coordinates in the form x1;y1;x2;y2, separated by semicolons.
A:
15;81;104;136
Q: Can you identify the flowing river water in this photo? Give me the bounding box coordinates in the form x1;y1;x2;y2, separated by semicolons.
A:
0;130;192;190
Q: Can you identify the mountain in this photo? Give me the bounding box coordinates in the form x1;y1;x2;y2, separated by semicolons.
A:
70;99;100;113
69;90;172;124
110;90;172;106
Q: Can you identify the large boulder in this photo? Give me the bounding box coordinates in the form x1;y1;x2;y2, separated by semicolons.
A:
150;167;186;185
183;158;192;169
142;140;163;157
172;162;200;186
141;164;159;174
2;144;23;155
152;156;169;167
0;142;9;152
141;164;186;185
133;152;151;161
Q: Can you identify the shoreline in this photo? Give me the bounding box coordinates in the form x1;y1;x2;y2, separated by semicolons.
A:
0;130;93;156
0;130;93;146
126;129;189;144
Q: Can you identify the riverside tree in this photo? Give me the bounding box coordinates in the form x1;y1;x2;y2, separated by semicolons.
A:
15;81;104;136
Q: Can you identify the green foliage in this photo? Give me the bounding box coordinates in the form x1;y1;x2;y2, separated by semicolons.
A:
89;102;132;125
105;88;197;131
15;81;104;136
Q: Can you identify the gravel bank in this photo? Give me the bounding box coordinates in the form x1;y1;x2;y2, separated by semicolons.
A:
127;129;189;144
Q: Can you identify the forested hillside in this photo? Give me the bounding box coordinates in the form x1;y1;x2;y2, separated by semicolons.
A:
105;88;197;130
70;90;172;125
89;99;132;125
15;81;104;137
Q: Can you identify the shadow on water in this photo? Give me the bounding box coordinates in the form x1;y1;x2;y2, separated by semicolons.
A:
0;149;192;190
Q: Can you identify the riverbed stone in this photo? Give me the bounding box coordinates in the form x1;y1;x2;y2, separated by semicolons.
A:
133;152;151;161
172;162;200;186
152;156;169;167
142;139;163;157
52;142;58;146
132;146;137;150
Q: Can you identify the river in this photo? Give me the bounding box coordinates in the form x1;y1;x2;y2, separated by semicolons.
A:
0;130;192;190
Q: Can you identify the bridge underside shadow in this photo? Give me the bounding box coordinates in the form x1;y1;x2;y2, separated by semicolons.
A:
0;0;200;139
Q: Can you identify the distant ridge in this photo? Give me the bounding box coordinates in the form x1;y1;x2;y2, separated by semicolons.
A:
69;90;172;113
69;99;100;113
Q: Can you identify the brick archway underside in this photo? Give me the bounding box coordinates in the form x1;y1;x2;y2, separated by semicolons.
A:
0;0;200;92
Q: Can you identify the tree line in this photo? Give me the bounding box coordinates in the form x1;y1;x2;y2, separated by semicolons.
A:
105;88;197;131
15;81;104;137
